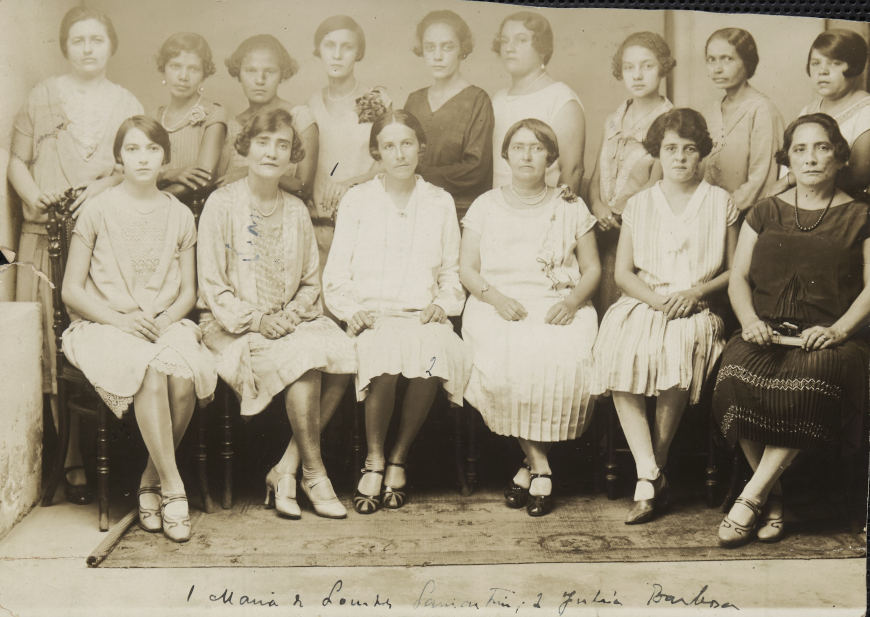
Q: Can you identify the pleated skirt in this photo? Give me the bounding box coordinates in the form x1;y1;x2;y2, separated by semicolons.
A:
355;316;470;406
712;334;869;451
592;296;724;404
462;297;598;442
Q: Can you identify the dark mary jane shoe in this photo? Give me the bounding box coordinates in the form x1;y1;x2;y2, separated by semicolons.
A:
526;473;553;517
504;463;531;509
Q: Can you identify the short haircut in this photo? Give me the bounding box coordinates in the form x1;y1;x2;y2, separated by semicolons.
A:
368;110;428;161
313;15;366;61
706;28;759;79
113;116;171;165
234;107;305;163
643;108;713;159
156;32;216;78
501;118;560;166
59;6;118;58
806;29;868;78
492;11;554;66
225;34;298;81
611;31;676;80
774;113;851;168
412;10;473;59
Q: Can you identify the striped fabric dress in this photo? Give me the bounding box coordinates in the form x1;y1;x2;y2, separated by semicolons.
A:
592;181;737;404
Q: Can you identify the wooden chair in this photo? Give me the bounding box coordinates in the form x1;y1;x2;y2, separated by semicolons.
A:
42;196;215;531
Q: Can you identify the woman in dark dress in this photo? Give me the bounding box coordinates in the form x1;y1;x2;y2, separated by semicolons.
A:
404;9;494;219
713;113;870;547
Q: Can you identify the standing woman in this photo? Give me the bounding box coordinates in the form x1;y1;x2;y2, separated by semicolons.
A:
8;6;142;503
588;31;675;311
154;32;227;205
460;119;601;517
197;108;356;519
323;111;469;515
703;28;785;214
61;117;218;542
404;10;494;220
490;11;585;193
222;35;317;199
592;109;738;524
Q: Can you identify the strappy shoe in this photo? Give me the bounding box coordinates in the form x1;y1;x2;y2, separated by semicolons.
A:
718;496;762;548
353;468;384;514
160;493;191;543
382;462;407;509
625;473;669;525
757;494;785;543
137;485;162;532
265;467;301;519
526;473;553;517
504;462;531;509
301;476;347;519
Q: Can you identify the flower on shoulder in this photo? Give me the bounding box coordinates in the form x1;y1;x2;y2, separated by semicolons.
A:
355;87;392;124
557;184;579;203
188;104;207;126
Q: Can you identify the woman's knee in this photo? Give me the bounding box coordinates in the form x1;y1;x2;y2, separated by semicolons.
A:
138;366;169;397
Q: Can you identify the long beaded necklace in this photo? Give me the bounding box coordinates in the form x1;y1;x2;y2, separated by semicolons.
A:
793;188;835;232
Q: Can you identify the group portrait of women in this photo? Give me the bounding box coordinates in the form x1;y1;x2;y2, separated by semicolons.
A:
9;3;869;550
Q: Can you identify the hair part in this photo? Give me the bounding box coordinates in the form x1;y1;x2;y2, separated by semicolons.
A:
368;110;428;161
156;32;216;78
501;118;560;166
611;31;675;80
234;107;305;163
225;34;298;81
706;27;759;79
643;108;713;159
774;113;851;168
59;6;118;57
113;115;171;165
492;11;554;66
412;10;473;59
806;28;868;78
313;15;366;61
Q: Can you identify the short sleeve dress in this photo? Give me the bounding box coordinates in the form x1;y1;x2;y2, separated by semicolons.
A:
461;188;599;442
155;98;227;183
593;181;738;404
713;196;870;450
800;94;870;193
61;187;217;417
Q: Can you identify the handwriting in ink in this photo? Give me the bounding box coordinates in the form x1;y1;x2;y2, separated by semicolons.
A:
647;583;738;610
426;356;436;377
322;579;392;609
413;580;480;610
330;162;339;176
225;242;260;262
559;589;621;614
207;587;279;607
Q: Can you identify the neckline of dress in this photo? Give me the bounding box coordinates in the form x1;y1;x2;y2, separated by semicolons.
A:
503;80;560;99
425;84;474;114
653;180;706;221
496;186;558;214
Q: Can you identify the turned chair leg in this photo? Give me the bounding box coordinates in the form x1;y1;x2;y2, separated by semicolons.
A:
464;409;479;493
97;404;110;531
351;399;364;475
605;402;619;500
221;387;234;510
196;407;215;513
454;404;470;496
706;412;719;508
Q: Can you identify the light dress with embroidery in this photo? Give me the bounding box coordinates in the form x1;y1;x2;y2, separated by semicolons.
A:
61;187;218;417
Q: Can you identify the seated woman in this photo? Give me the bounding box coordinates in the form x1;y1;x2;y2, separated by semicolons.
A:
404;9;494;220
460;118;601;517
713;113;870;547
60;116;218;542
323;110;469;515
592;108;738;524
154;32;227;205
197;108;355;520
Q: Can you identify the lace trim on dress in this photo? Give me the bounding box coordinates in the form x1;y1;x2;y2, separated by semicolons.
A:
92;347;194;415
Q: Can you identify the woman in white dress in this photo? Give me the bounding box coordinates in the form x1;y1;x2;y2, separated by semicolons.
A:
460;118;601;517
592;108;739;524
323;110;469;515
490;11;585;193
61;117;218;542
197;108;356;520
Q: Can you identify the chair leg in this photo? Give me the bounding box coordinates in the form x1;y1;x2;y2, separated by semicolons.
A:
705;413;719;508
605;402;619;500
43;387;70;507
464;409;479;493
196;407;215;513
454;404;471;496
221;387;234;510
351;399;364;475
721;449;744;512
97;404;110;531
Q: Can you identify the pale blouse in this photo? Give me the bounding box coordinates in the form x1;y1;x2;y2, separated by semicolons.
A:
156;98;228;172
323;176;464;322
800;93;870;147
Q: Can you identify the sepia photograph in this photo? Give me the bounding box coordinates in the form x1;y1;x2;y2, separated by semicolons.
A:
0;0;867;614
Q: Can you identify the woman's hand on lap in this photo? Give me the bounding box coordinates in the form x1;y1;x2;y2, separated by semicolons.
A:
741;319;774;346
663;290;701;320
421;304;447;324
115;311;160;342
490;291;528;322
259;313;289;339
545;300;577;325
800;325;846;351
348;310;375;336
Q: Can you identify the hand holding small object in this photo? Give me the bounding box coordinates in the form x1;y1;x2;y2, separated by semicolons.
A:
800;325;846;351
741;319;775;346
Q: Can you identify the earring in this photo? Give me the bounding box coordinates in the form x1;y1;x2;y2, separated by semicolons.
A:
198;85;204;94
161;78;166;85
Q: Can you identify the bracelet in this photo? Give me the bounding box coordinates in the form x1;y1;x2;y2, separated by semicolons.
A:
480;282;490;296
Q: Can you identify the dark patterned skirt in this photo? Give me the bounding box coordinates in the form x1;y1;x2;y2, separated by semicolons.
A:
712;334;869;451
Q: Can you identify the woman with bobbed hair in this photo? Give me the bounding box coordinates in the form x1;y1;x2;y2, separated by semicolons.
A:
593;108;739;525
403;9;494;219
703;27;785;213
490;11;586;193
154;32;227;203
198;108;356;520
221;34;316;200
460;118;601;517
713;113;870;547
8;5;143;504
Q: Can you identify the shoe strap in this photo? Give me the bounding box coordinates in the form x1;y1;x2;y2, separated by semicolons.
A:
359;467;385;476
386;461;406;469
137;486;161;497
733;496;762;517
529;472;552;480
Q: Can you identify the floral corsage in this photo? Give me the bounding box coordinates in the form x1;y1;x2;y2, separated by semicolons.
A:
355;87;392;124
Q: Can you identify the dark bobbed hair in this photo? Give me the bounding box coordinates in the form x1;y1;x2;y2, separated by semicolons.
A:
313;15;366;61
156;32;216;78
774;113;851;168
643;108;713;159
412;10;473;59
706;28;759;79
492;11;554;66
501;118;560;167
806;29;868;78
368;110;428;161
611;31;676;80
225;35;298;81
113;116;171;165
234;108;305;163
59;6;118;58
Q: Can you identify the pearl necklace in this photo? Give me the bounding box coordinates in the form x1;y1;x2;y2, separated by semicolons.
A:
247;180;281;217
160;94;202;132
326;78;357;102
793;188;835;232
510;184;548;206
